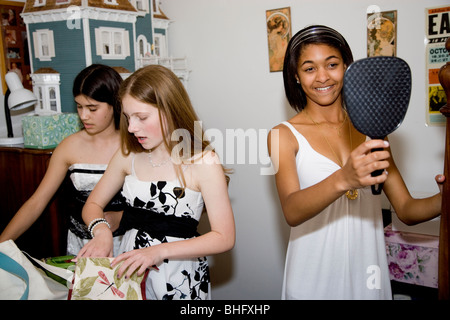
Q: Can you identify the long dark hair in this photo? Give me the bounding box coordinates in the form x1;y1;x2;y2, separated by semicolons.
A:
283;25;354;112
73;64;123;129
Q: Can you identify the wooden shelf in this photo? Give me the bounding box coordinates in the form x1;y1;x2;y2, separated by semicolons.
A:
0;145;68;258
0;1;32;93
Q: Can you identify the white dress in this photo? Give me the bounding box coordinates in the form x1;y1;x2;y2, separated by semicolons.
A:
118;156;210;300
281;121;392;300
65;164;124;256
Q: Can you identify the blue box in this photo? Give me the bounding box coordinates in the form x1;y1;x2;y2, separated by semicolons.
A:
22;113;82;149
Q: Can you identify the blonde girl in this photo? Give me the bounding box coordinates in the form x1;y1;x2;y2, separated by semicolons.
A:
77;65;235;300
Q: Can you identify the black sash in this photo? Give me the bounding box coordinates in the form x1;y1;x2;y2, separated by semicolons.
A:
62;172;125;239
119;205;199;240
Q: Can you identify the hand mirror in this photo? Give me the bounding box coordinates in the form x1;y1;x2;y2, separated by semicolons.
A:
343;56;411;194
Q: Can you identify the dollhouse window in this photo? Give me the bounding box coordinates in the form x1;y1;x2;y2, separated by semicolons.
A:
34;0;46;7
31;72;61;114
95;27;130;60
104;0;118;5
135;0;144;10
37;87;43;111
136;35;150;57
132;0;149;13
138;39;144;56
154;36;160;56
49;88;57;112
32;29;55;61
153;33;166;57
128;0;148;13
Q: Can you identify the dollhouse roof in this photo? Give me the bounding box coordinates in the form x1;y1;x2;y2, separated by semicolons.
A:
152;0;168;20
112;66;131;73
22;0;137;14
34;67;59;74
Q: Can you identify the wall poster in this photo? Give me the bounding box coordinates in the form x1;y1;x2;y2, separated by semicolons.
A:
426;5;450;126
266;7;291;72
367;10;397;57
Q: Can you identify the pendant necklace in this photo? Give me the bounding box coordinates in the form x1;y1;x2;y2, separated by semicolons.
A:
324;110;348;136
304;109;358;200
148;151;172;168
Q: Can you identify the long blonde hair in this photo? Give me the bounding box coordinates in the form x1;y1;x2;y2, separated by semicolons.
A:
119;65;230;186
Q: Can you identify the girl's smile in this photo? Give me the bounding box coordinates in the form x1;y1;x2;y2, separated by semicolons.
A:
296;43;346;108
315;85;334;92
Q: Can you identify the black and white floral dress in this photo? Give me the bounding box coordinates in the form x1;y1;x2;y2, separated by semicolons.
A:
118;156;210;300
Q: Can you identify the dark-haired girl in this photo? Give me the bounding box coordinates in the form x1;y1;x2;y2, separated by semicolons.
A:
0;64;125;256
268;25;443;299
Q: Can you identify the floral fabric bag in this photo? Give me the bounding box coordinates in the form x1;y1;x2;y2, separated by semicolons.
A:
69;257;148;300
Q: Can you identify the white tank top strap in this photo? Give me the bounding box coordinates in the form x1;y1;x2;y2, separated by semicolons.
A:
281;121;304;148
281;120;295;131
131;153;137;177
281;121;302;138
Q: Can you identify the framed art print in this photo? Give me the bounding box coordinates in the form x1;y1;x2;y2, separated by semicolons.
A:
367;10;397;57
266;7;291;72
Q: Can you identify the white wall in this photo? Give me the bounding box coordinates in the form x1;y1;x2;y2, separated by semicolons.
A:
162;0;449;299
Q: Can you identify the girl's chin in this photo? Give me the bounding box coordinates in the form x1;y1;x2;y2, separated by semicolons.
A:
136;138;154;150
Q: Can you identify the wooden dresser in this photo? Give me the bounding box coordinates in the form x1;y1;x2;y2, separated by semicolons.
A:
0;145;67;258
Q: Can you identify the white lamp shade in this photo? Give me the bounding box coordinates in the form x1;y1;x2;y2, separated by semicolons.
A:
5;71;37;110
8;88;37;110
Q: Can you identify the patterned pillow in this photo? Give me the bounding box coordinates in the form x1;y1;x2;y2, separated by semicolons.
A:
69;257;148;300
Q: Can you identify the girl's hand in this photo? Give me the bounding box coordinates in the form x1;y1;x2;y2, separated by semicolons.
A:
340;139;391;191
75;225;114;260
111;246;163;279
436;174;445;194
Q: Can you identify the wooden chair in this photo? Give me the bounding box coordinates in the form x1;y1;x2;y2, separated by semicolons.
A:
438;36;450;299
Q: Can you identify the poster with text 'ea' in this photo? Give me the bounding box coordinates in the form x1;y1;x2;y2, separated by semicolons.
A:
426;5;450;126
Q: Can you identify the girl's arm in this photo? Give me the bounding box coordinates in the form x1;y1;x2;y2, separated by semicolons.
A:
268;125;391;227
111;151;235;278
382;144;443;225
0;139;72;242
76;149;129;258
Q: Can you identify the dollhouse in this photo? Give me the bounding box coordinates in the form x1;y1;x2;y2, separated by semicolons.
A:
20;0;188;113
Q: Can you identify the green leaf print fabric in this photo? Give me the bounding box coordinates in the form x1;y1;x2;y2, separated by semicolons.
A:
69;258;147;300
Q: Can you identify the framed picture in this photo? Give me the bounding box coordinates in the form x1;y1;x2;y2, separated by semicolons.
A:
266;7;291;72
367;10;397;57
426;5;450;126
0;0;31;94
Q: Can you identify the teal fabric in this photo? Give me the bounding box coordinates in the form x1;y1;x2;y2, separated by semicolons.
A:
0;251;29;300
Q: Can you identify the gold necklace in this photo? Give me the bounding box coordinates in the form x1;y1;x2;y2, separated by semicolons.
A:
304;109;358;200
324;111;348;136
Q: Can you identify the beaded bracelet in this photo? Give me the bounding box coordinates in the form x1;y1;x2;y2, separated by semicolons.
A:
87;218;106;233
87;218;110;238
